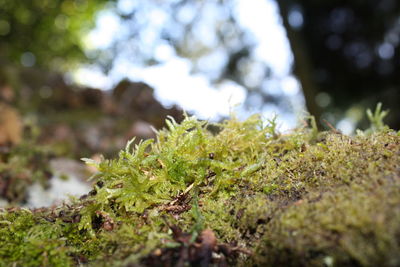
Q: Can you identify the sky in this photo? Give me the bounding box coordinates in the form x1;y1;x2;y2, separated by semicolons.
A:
74;0;306;131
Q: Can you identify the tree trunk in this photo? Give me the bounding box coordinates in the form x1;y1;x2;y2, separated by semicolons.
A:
275;0;322;126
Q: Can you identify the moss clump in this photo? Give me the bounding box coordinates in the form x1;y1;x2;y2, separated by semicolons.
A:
1;112;399;266
0;208;72;266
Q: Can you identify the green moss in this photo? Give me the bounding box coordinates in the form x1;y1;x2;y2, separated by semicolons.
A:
0;208;72;266
1;112;400;266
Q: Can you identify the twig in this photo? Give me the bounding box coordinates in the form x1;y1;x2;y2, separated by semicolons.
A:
322;119;341;134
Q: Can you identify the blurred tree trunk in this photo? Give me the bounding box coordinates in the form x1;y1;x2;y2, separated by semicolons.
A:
276;0;322;126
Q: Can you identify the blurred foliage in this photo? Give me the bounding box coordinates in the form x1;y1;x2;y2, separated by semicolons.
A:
1;0;399;130
85;0;400;129
0;122;54;204
88;0;294;112
277;0;400;128
0;0;112;69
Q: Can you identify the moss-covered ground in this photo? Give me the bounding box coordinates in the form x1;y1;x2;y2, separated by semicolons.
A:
0;110;399;266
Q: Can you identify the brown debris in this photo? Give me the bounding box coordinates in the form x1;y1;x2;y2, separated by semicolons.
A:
163;204;191;214
197;229;217;267
142;226;250;267
0;103;22;146
322;119;342;134
95;210;115;231
159;183;194;215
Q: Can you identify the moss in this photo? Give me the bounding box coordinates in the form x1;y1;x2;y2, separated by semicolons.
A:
0;208;73;266
1;110;400;266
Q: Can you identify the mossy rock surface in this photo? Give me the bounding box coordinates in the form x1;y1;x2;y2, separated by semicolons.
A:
1;115;399;266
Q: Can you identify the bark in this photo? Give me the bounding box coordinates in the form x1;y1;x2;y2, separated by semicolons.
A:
276;0;322;126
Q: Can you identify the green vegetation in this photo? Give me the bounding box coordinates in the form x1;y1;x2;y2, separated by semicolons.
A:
0;0;113;70
1;111;399;266
0;124;54;204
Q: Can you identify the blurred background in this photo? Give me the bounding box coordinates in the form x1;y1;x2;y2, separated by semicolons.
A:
0;0;399;206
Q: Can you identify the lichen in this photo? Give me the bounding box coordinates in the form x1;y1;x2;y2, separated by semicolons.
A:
1;109;399;266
